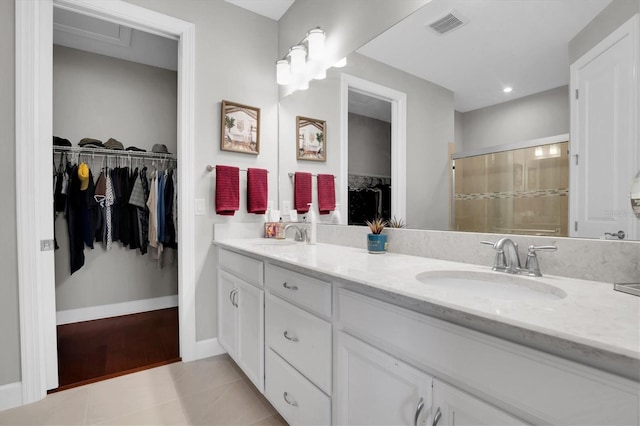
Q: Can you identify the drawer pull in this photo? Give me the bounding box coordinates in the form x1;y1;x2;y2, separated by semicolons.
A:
283;391;298;407
283;331;299;342
414;397;425;426
282;282;299;291
432;407;442;426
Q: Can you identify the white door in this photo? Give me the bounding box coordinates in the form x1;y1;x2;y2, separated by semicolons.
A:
217;270;237;358
334;331;432;426
236;279;264;393
431;379;526;426
570;15;639;239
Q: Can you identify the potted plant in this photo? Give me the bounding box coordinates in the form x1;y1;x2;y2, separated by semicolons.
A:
366;217;388;253
388;216;406;229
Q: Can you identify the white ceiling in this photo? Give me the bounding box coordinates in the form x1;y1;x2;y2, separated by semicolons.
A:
357;0;612;112
224;0;295;20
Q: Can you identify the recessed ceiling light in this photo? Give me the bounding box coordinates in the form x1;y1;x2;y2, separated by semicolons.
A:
503;87;513;93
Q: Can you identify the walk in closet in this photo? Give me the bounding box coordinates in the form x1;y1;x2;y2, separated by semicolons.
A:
51;8;180;389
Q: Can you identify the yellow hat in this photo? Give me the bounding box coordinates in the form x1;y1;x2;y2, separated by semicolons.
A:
78;163;89;191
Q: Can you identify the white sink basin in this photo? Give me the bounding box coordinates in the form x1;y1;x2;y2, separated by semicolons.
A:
415;270;567;301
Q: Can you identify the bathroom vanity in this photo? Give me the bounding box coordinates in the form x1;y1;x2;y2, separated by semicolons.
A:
215;239;639;425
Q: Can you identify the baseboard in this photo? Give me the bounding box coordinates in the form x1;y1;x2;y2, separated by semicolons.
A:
56;295;179;325
0;382;23;411
195;338;226;360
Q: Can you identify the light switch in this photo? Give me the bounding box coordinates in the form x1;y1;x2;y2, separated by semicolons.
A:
195;198;205;215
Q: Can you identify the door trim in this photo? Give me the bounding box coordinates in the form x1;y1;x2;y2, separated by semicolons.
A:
15;0;196;404
340;74;407;223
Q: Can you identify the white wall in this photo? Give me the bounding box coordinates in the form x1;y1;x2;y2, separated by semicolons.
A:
0;0;21;387
348;113;391;177
457;85;569;152
53;45;178;312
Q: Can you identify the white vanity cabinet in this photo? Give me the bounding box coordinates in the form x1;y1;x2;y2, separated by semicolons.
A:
335;331;433;425
335;287;639;426
264;264;332;425
217;249;264;393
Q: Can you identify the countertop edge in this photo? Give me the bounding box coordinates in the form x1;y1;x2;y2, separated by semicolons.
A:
213;240;640;382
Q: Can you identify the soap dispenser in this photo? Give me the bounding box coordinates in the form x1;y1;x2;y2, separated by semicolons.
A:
306;203;317;245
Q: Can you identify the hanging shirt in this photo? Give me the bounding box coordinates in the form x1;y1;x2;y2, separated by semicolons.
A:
147;171;158;248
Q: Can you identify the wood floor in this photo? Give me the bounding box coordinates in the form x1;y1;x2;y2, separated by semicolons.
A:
54;307;180;391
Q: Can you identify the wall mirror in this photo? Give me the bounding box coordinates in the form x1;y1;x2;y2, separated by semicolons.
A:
278;0;639;241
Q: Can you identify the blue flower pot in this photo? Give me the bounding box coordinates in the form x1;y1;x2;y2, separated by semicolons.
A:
367;233;387;253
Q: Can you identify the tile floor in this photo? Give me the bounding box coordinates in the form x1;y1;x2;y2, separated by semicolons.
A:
0;354;287;425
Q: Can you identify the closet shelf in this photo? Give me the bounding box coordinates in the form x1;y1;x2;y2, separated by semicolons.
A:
53;146;176;160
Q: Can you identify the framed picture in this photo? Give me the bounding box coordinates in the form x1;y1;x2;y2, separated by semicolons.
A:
296;116;326;162
221;100;260;155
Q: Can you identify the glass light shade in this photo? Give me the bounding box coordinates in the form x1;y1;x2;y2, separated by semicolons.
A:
289;45;306;74
276;60;291;85
314;68;327;80
334;57;347;68
298;78;309;91
307;28;326;61
549;144;559;156
534;146;543;157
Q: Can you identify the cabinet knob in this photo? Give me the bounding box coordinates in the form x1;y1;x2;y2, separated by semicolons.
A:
432;407;442;426
283;282;299;291
283;391;298;407
414;397;425;426
283;331;299;342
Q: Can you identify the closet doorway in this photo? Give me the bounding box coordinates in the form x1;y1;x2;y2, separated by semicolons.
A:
347;90;392;225
16;0;196;402
51;7;180;390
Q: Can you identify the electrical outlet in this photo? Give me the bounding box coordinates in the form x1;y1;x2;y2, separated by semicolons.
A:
282;200;291;215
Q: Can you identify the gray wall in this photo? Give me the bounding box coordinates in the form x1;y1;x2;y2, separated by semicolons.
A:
53;46;178;312
0;0;21;387
126;0;279;343
346;54;454;231
348;113;391;177
457;85;569;152
569;0;640;64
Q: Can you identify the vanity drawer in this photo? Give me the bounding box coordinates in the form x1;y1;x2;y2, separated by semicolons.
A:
265;264;331;318
336;288;639;425
266;293;332;394
218;248;263;287
265;348;331;426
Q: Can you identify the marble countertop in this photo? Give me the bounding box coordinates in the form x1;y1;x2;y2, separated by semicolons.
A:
214;239;640;381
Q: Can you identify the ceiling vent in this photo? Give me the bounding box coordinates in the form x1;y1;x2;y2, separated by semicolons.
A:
427;11;466;35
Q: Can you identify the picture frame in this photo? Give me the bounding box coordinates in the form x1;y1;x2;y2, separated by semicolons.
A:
296;116;326;162
221;100;260;155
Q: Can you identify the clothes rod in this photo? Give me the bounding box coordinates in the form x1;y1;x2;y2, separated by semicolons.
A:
205;165;269;173
288;172;336;178
54;146;176;160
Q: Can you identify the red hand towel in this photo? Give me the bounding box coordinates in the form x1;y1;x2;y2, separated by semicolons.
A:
215;165;239;216
317;174;335;215
294;172;312;213
247;168;268;214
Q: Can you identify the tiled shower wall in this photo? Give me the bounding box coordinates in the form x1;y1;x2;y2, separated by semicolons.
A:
454;142;569;237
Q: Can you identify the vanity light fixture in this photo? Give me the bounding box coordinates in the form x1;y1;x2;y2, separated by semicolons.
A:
334;57;347;68
276;27;337;91
503;87;513;93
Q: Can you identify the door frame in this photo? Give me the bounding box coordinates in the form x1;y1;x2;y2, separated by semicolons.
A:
340;73;407;223
15;0;196;404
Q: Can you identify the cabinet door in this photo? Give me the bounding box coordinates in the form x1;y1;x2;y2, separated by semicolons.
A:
335;331;432;426
217;270;238;358
236;278;265;393
432;379;526;426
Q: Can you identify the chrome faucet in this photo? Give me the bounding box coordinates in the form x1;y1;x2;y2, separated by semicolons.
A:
481;238;557;277
284;223;307;242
